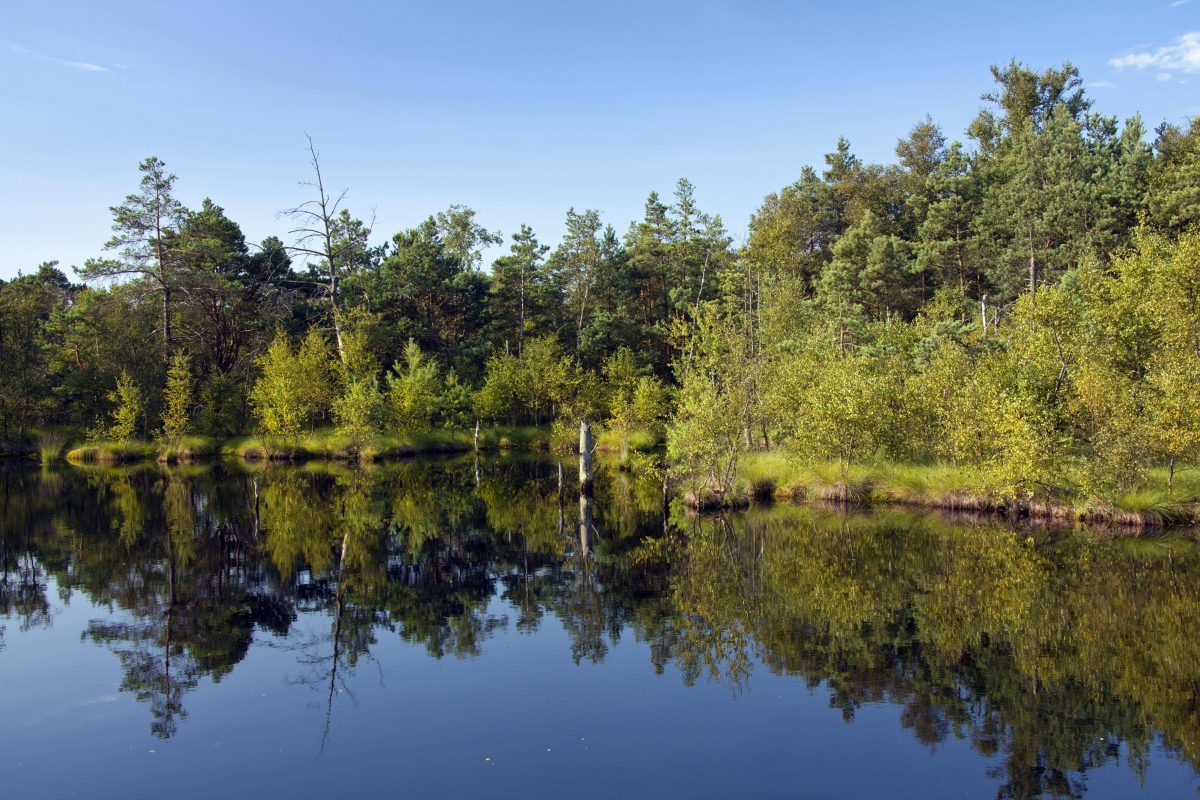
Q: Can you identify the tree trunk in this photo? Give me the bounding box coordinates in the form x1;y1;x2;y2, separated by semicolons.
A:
956;225;966;291
162;285;173;361
330;275;345;364
579;420;593;494
578;492;593;557
518;263;525;358
1027;226;1037;296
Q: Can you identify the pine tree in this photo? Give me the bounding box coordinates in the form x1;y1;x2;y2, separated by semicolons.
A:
1149;118;1200;233
80;157;188;364
490;224;551;356
915;142;979;293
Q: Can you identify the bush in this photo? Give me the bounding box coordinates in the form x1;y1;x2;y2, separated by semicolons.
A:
332;378;386;448
386;339;439;432
107;371;142;441
160;351;193;443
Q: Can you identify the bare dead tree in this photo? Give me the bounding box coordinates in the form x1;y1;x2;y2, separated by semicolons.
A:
282;136;363;364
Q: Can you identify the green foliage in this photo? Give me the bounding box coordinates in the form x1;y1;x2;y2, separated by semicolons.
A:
474;337;599;427
195;373;246;437
433;370;474;428
386;339;440;432
1149;117;1200;233
297;329;337;419
107;371;143;441
10;66;1199;496
336;308;381;383
0;263;69;437
160;351;193;443
78;156;187;362
332;378;386;447
667;303;756;498
787;351;901;480
250;332;332;438
607;362;669;461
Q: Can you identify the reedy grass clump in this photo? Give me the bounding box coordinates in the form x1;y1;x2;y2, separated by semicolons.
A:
788;462;876;505
734;451;803;499
36;431;68;464
1107;490;1194;527
156;436;219;464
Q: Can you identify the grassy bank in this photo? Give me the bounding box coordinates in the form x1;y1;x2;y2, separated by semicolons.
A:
50;423;666;467
690;451;1200;529
230;425;556;462
66;436;221;465
59;426;560;466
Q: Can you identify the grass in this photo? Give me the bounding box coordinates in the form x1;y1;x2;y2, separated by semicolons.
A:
36;431;69;464
227;425;553;463
733;451;803;499
55;424;558;466
66;439;159;465
719;450;1200;528
226;423;648;464
157;436;221;464
733;453;878;504
1087;490;1196;528
1145;465;1200;499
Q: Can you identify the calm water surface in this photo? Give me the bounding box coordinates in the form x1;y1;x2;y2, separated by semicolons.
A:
1;457;1198;799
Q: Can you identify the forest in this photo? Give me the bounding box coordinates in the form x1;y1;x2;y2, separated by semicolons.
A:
2;60;1199;515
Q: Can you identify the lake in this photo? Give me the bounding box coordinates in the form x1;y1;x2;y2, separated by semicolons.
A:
1;456;1197;799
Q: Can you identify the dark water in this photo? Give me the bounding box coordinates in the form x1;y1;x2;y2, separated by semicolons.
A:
2;457;1198;800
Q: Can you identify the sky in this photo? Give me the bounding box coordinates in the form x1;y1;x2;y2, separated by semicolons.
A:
2;0;1198;281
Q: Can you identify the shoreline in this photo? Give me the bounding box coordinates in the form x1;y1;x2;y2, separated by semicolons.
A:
0;424;660;467
684;454;1200;531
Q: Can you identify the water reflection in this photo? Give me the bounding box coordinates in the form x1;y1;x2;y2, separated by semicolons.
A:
1;459;1197;797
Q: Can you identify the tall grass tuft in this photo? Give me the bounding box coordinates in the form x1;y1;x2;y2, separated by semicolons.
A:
779;461;875;505
36;431;68;464
1111;490;1194;528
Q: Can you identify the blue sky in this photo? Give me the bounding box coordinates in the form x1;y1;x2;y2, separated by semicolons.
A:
2;0;1197;280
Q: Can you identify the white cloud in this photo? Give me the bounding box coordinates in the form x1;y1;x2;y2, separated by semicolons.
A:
1169;0;1190;7
1109;32;1200;78
9;43;108;72
1090;79;1117;89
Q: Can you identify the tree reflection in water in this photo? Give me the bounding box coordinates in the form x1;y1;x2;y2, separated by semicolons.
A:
1;458;1198;798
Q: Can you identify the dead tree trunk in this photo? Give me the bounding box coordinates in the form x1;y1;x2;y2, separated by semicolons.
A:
579;420;593;495
578;492;593;557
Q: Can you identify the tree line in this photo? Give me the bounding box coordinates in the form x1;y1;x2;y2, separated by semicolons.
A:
669;62;1200;503
1;61;1198;490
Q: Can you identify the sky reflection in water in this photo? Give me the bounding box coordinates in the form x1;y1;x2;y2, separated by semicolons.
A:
1;457;1197;799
